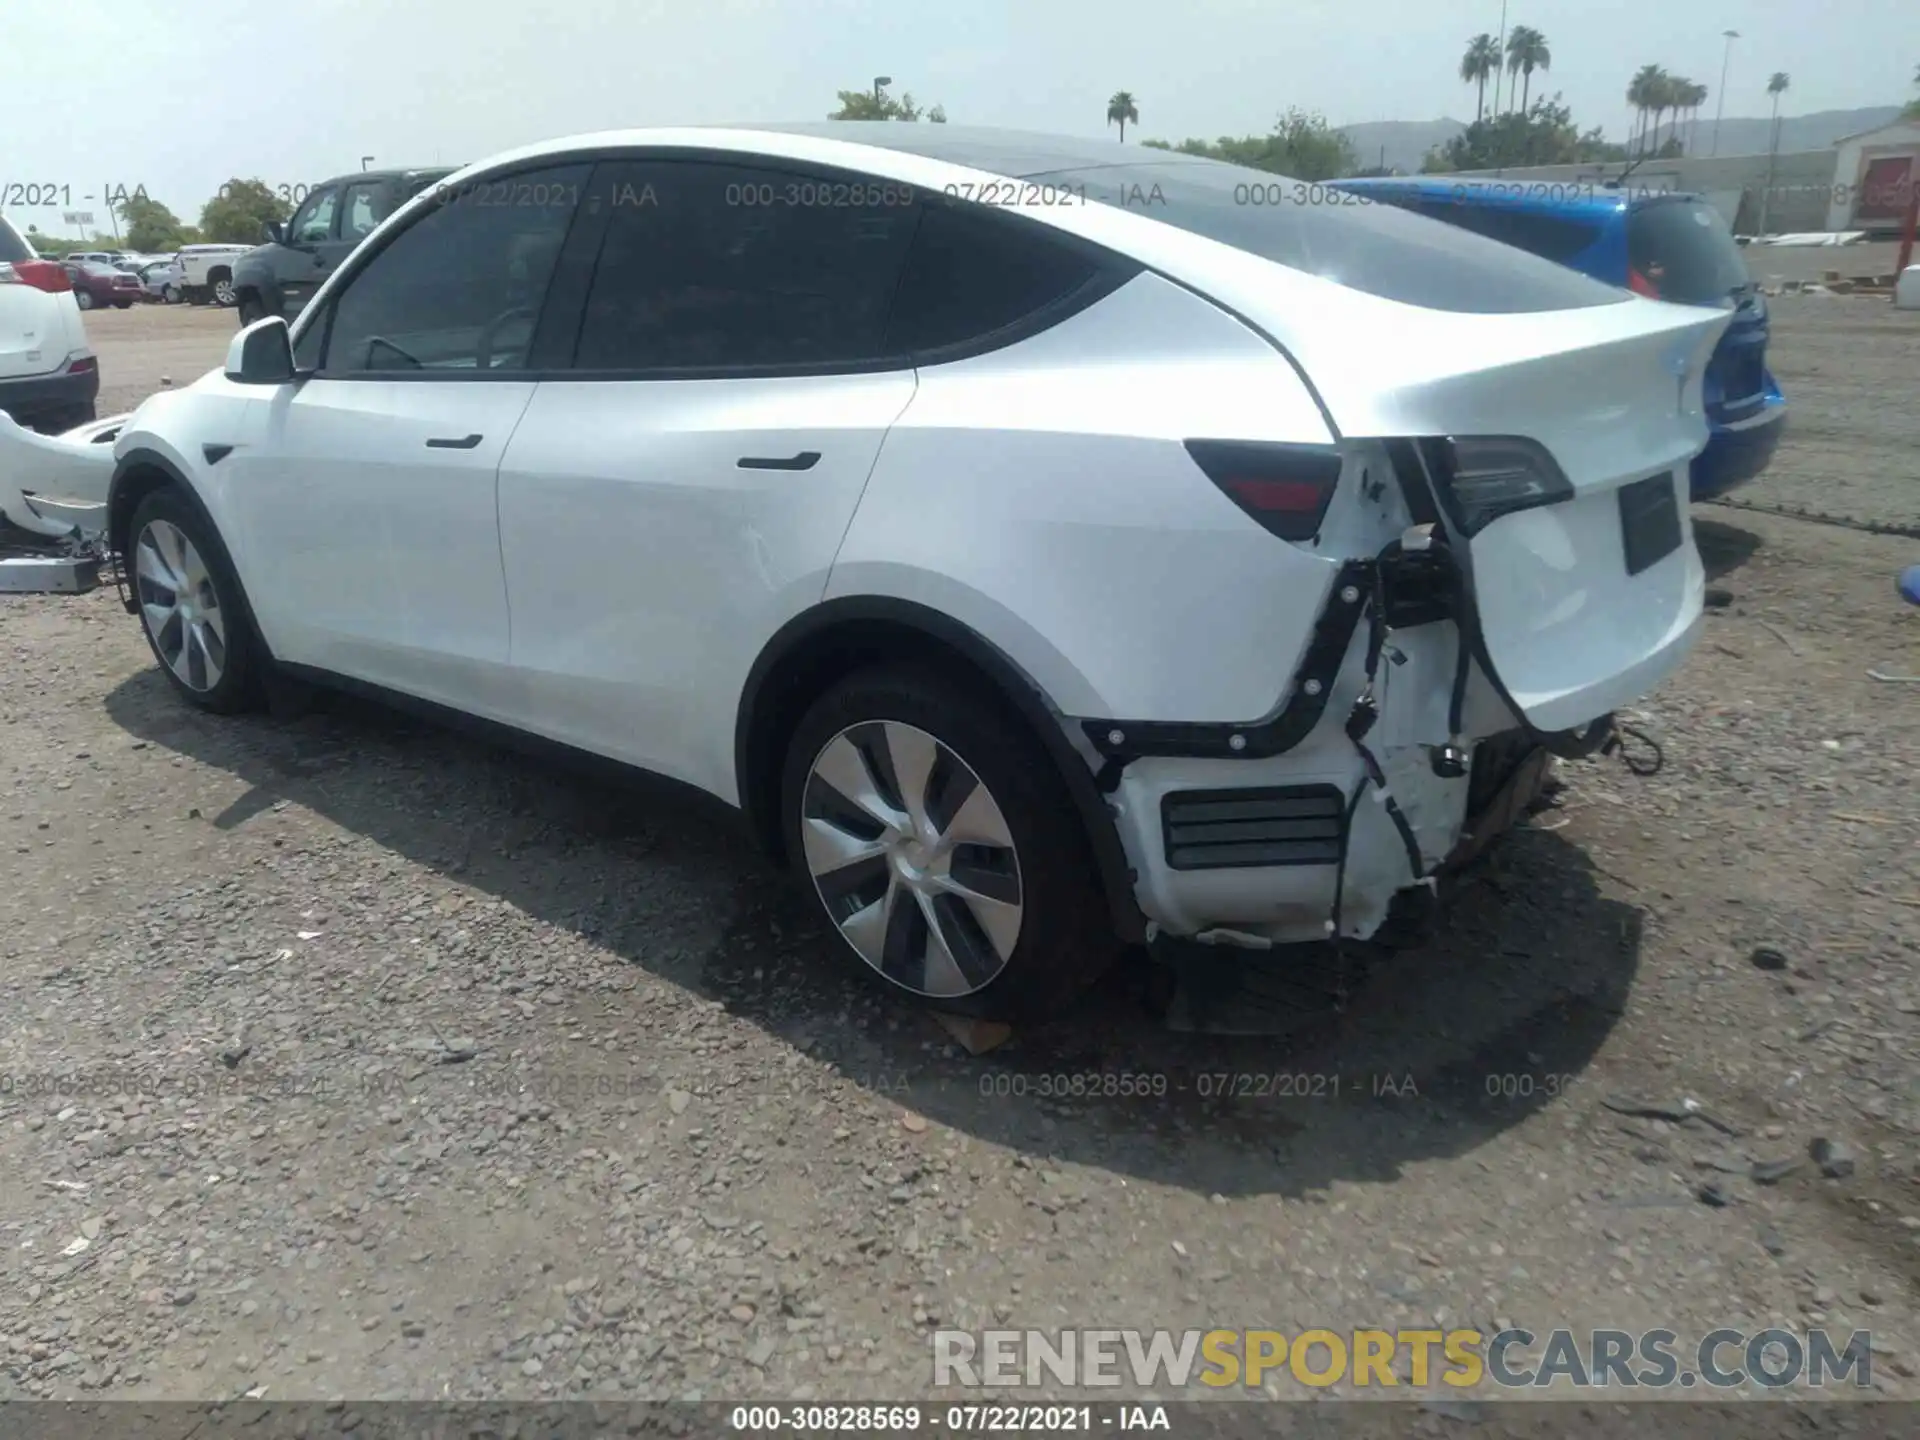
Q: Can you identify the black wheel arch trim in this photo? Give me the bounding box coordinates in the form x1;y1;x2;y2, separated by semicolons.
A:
736;595;1148;944
108;447;275;664
1079;558;1372;762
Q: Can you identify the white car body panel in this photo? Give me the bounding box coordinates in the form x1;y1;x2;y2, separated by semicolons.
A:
829;269;1337;723
105;124;1721;956
0;411;120;535
497;371;917;798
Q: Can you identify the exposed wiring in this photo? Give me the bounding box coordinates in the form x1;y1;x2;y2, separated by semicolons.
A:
1605;721;1666;776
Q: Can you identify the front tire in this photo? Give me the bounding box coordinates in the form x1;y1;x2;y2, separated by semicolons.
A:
236;292;266;325
74;290;94;311
128;488;261;714
114;299;134;309
781;666;1116;1023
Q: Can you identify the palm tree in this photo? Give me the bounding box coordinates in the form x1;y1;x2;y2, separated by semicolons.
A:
1504;26;1551;113
1766;71;1790;135
1759;72;1790;233
1106;91;1139;143
1459;34;1500;123
1628;64;1666;154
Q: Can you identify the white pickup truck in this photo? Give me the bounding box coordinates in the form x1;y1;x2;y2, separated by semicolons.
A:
175;244;254;307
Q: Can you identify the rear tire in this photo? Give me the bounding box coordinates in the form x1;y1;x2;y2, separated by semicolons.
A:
74;290;94;311
781;665;1117;1023
114;300;133;309
162;284;181;304
236;293;266;325
127;488;262;715
212;276;236;307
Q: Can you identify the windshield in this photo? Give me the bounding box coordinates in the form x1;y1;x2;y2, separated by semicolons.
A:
1627;197;1750;306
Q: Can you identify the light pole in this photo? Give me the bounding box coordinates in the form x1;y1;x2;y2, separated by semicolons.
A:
361;156;375;171
873;76;892;104
1712;30;1739;156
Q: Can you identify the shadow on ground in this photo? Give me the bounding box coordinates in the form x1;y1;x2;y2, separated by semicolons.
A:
104;673;1643;1200
1694;515;1765;582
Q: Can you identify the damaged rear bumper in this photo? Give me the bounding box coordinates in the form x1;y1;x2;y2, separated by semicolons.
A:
0;410;125;538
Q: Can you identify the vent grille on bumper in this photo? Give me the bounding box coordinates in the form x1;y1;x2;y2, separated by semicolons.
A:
1160;784;1346;871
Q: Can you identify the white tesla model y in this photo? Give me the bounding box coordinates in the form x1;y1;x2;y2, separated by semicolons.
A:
101;125;1724;1021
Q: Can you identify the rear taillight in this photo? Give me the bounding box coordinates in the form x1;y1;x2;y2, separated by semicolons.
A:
65;356;98;374
1627;268;1659;298
1423;436;1574;538
0;259;73;293
1184;439;1344;542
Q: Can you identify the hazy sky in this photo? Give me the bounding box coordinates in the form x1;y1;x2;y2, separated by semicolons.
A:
5;0;1916;238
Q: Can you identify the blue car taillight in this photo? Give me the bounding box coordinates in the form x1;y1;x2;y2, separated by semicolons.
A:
1423;436;1575;538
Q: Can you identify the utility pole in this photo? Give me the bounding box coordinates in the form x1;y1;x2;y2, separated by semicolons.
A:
873;76;892;104
1712;30;1739;156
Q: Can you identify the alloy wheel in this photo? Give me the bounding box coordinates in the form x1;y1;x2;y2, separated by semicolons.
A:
801;720;1024;999
213;278;235;305
74;290;93;310
135;519;227;692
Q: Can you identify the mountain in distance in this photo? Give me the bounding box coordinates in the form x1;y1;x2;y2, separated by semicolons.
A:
1340;106;1902;174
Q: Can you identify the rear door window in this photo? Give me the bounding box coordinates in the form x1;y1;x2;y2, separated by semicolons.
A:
1627;199;1749;306
572;160;919;373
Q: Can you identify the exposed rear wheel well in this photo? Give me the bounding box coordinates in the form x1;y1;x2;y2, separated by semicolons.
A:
735;604;1148;944
108;462;178;561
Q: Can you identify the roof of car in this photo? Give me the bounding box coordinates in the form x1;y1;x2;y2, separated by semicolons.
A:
1334;174;1709;218
315;166;458;187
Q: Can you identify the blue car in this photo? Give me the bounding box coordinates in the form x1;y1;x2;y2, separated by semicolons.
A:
1332;177;1786;500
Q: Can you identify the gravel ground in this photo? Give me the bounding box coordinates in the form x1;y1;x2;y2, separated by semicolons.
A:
1;293;1916;1408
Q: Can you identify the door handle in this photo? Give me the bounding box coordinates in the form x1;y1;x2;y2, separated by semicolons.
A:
426;434;483;450
737;451;821;471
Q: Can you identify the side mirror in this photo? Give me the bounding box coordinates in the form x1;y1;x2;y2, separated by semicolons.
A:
225;317;295;385
263;219;284;244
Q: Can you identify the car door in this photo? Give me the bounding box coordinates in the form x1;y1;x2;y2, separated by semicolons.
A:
220;162;590;715
274;184;346;319
495;156;921;795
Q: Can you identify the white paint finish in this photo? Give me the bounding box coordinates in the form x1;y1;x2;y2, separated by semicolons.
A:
831;273;1341;724
112;124;1739;952
0;411;114;535
221;378;535;709
1898;265;1920;310
497;370;916;795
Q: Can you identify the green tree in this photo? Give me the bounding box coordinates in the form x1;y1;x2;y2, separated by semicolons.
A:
1421;93;1626;172
1504;26;1552;114
117;193;191;252
1148;108;1359;180
1106;90;1139;142
1459;34;1500;123
829;88;945;122
198;179;289;245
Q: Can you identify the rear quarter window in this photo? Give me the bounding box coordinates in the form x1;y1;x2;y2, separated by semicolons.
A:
1628;199;1749;306
0;219;35;264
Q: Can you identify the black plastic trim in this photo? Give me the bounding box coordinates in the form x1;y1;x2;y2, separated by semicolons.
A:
1078;559;1371;761
1618;472;1683;576
736;596;1148;944
1160;784;1346;871
201;444;233;465
737;451;821;471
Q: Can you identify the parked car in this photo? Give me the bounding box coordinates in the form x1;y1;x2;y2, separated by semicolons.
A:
66;250;128;267
139;256;185;303
101;126;1722;1022
61;259;143;310
1332;177;1785;500
176;244;255;306
0;214;98;433
233;166;457;324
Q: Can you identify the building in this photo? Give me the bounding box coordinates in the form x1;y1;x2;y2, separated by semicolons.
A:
1824;117;1920;234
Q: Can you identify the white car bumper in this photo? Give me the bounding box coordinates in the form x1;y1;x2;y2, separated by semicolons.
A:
0;410;126;537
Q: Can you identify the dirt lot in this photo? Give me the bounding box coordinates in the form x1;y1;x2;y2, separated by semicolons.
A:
1;294;1917;1409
